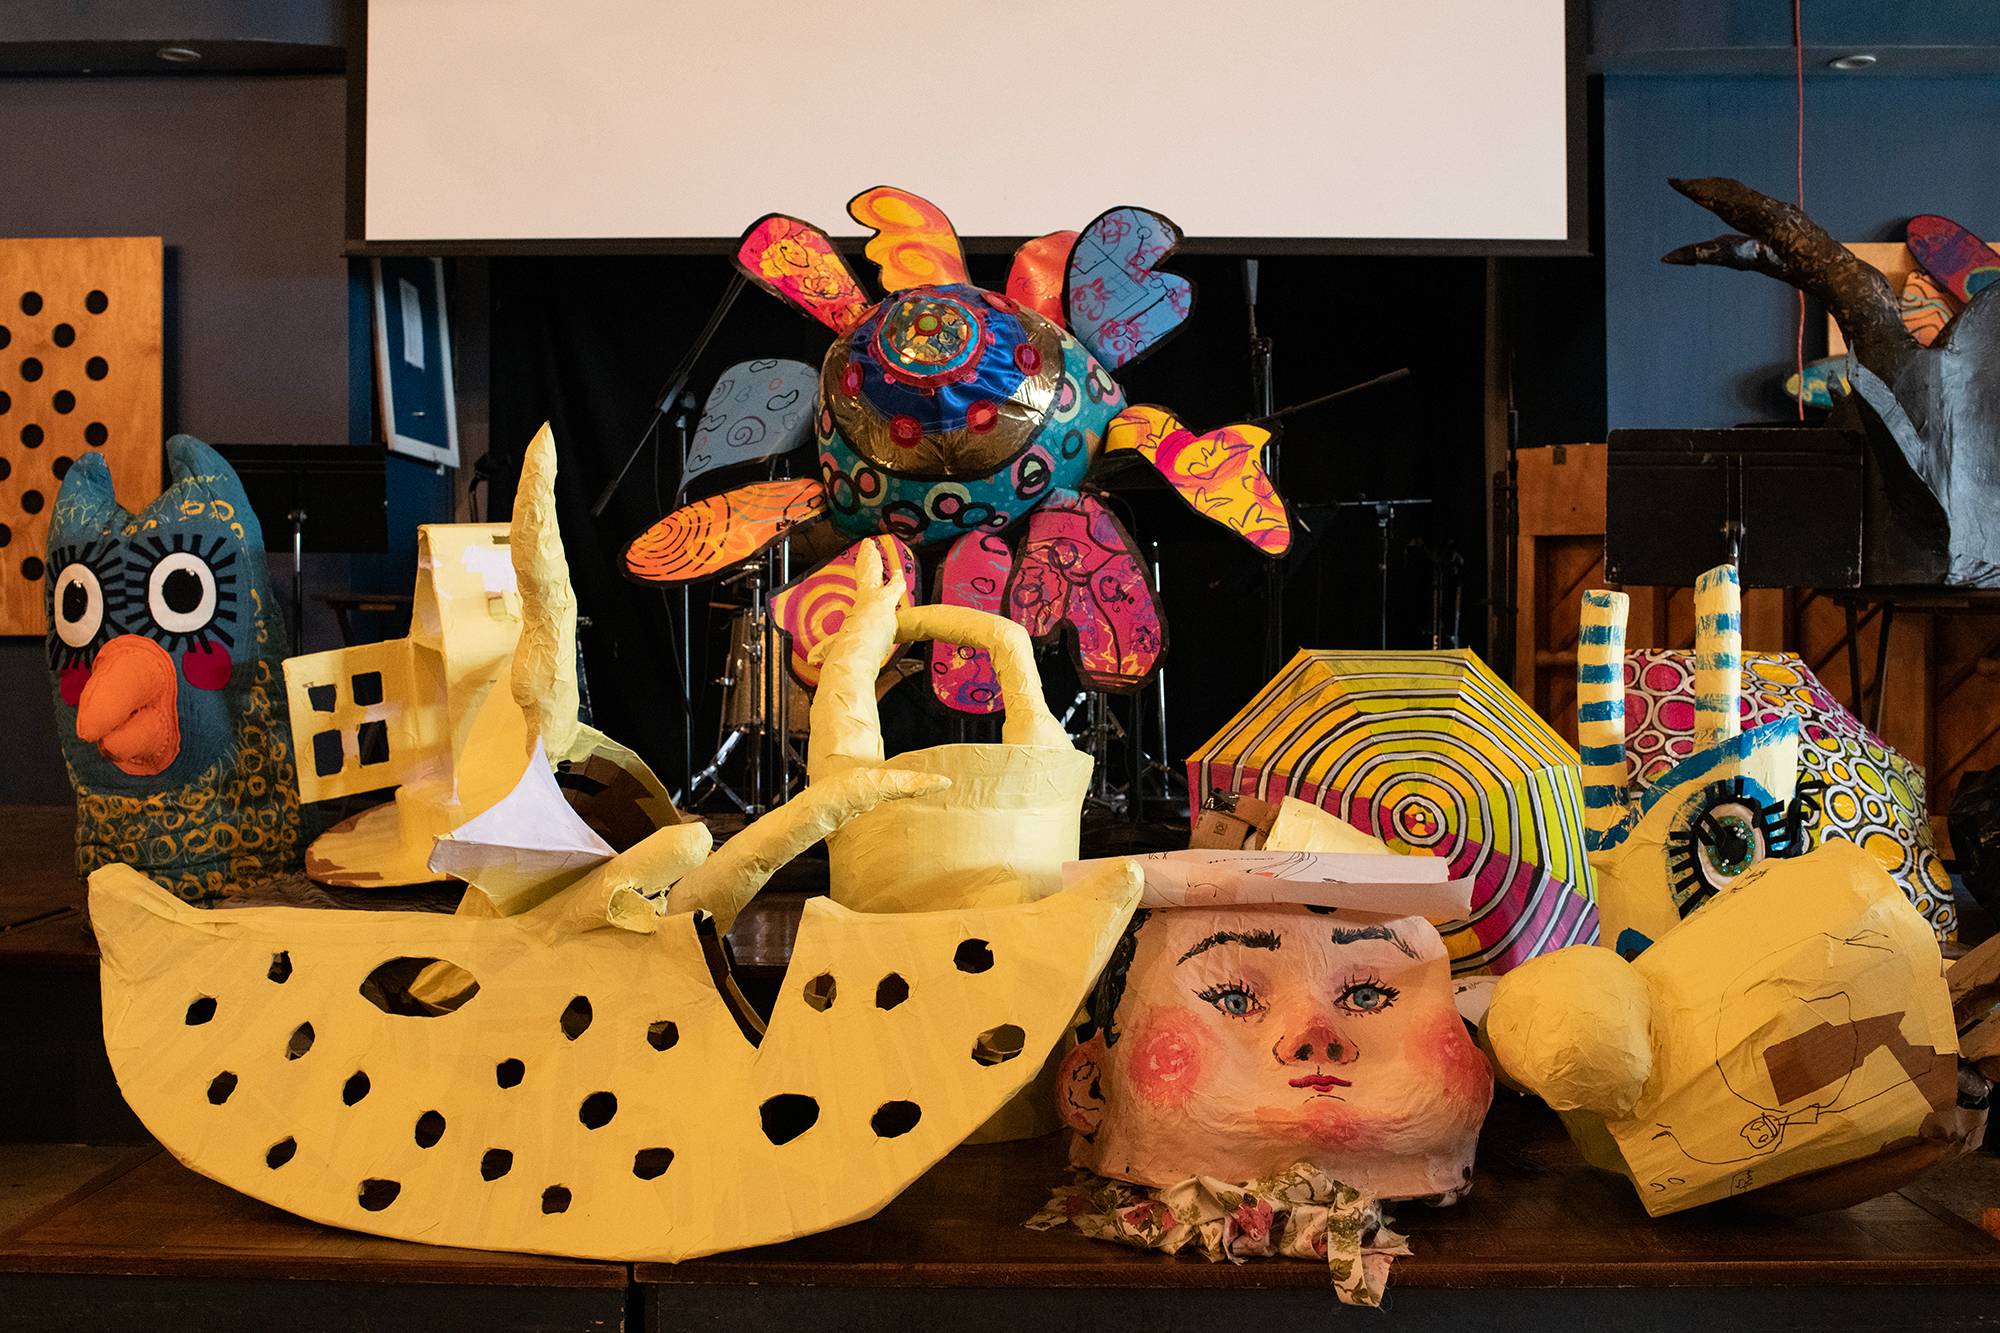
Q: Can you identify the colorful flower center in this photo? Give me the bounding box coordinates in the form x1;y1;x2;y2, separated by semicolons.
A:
876;292;982;377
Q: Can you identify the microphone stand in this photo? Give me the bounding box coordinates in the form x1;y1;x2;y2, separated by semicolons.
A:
589;269;748;519
587;269;747;801
1245;260;1282;681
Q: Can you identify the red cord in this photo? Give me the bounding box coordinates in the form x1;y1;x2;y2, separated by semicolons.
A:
1794;0;1807;418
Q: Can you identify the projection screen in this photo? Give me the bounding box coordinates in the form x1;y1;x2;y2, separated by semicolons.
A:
356;0;1581;253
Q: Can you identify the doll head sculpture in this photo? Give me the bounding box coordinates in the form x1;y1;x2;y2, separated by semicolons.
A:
1057;902;1493;1201
46;436;303;901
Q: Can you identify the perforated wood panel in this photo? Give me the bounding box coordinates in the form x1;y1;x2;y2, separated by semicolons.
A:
0;237;162;635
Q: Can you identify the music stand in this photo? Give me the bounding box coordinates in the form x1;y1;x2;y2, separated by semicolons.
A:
212;445;389;654
1333;497;1432;649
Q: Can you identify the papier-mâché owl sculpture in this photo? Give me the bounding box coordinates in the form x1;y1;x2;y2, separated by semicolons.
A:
46;435;302;901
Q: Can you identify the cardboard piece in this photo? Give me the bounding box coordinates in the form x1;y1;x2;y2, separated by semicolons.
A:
928;532;1011;714
622;478;826;585
1484;841;1965;1215
1062;207;1192;370
1058;899;1493;1202
846;187;970;292
1;236;164;636
767;536;919;690
1188;649;1599;975
1189;792;1281;851
1064;849;1471;917
88;848;1142;1261
1103;405;1289;555
284;425;675;886
1187;792;1396;856
46;436;304;902
1003;488;1166;694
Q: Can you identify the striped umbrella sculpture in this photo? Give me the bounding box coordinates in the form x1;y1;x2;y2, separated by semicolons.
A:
1188;649;1597;974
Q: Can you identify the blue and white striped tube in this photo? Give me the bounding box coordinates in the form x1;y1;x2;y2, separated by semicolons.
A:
1578;588;1630;846
1693;563;1742;749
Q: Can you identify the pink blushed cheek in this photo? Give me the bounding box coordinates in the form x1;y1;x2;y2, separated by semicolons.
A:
1418;1010;1493;1108
59;665;90;708
1125;1009;1206;1109
181;643;232;691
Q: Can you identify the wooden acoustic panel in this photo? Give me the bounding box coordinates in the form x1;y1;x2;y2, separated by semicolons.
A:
0;237;162;635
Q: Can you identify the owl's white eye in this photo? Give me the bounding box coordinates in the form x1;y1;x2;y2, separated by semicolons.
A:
146;551;219;635
53;562;105;649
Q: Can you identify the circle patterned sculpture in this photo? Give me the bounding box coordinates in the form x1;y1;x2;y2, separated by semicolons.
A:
624;188;1291;714
1620;649;1952;937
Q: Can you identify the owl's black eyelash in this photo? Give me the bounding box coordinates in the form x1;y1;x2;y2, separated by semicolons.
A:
125;531;241;654
44;541;125;670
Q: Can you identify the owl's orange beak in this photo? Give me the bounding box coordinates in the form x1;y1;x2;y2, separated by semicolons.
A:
76;635;182;777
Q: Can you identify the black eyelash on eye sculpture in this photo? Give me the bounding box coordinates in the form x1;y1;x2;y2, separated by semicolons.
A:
1780;779;1826;852
1664;775;1802;916
44;541;125;670
126;531;240;654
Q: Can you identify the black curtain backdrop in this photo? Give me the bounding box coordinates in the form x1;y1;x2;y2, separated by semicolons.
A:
488;252;1488;795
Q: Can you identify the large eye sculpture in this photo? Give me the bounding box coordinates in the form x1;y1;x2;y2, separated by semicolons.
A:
1665;775;1819;917
130;535;238;652
46;543;122;669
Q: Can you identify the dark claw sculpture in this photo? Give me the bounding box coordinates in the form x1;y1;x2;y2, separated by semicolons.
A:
1664;176;1999;587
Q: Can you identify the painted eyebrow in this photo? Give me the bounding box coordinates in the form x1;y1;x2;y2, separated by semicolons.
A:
1177;929;1282;964
1329;923;1418;959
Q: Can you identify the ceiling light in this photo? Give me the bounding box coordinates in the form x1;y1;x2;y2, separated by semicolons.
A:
1827;53;1878;71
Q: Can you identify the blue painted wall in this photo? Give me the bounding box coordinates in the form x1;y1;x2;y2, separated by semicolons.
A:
1603;71;2000;428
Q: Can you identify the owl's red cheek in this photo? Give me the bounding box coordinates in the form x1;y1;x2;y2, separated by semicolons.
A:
181;643;232;691
59;665;90;708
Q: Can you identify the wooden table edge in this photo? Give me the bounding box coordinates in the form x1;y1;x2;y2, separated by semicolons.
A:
0;1249;630;1289
634;1254;2000;1291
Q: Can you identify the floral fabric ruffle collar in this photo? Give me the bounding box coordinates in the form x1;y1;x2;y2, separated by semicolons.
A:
1027;1161;1410;1307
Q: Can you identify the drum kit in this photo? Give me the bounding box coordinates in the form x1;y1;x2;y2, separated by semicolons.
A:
688;553;804;817
676;522;1180;821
